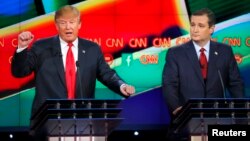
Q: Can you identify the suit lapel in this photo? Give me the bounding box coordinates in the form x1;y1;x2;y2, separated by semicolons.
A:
207;41;219;82
78;40;87;63
76;39;88;98
77;39;88;79
51;36;66;88
184;41;205;86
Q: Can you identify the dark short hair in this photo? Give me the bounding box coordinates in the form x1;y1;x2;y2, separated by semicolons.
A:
55;5;80;22
191;8;216;27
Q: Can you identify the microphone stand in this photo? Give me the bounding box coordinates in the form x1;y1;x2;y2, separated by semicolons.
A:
76;61;84;99
217;69;226;99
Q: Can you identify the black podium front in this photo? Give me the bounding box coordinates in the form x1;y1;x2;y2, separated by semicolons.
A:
172;98;250;141
31;99;123;141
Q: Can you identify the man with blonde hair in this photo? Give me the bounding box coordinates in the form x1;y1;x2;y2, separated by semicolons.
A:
12;5;135;140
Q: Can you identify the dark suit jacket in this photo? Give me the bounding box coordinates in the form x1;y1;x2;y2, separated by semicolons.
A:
11;36;125;127
162;40;244;113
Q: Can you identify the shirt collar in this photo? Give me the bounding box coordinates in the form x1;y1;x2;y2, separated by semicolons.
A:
193;40;210;53
59;37;78;49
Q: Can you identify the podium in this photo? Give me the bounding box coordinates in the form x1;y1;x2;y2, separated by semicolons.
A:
30;99;123;141
172;98;250;141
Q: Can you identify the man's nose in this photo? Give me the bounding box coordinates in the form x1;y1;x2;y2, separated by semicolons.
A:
66;23;71;29
193;26;199;32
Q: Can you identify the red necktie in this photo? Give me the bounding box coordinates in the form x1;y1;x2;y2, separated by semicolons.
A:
66;42;76;99
199;48;208;79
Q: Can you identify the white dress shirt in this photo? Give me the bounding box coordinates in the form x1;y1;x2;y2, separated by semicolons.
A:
59;37;78;69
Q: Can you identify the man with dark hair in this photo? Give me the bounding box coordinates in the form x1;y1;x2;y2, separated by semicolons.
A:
11;5;135;141
162;8;244;140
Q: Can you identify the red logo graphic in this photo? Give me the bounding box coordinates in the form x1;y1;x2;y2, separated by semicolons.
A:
235;54;243;64
104;54;114;65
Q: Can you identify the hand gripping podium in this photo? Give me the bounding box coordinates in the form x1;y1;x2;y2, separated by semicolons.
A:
172;98;250;141
30;99;123;141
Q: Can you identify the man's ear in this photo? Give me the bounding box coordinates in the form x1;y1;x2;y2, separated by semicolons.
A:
210;25;215;35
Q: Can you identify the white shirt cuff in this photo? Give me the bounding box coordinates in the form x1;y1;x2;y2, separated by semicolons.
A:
16;46;28;53
120;83;126;89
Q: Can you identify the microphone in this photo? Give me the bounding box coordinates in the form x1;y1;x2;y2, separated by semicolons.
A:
214;51;226;98
217;69;226;99
54;50;62;57
58;53;62;57
76;61;84;99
